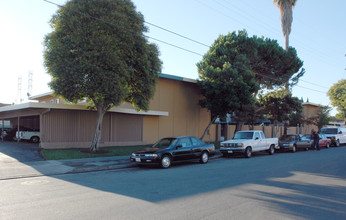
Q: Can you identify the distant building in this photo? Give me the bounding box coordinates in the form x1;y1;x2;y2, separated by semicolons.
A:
0;74;216;149
301;102;325;133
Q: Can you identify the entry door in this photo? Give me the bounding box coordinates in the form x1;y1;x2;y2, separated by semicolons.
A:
172;137;193;161
253;132;262;150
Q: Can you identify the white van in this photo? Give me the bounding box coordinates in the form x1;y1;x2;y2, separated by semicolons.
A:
320;127;346;147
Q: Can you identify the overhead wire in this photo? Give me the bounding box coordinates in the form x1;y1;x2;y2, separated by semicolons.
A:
43;0;329;95
202;0;342;70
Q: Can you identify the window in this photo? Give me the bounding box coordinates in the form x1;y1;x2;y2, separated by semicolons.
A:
56;99;60;104
50;99;54;104
254;132;260;140
191;137;204;146
178;137;192;148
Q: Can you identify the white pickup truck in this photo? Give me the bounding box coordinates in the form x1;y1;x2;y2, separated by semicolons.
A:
220;130;279;158
16;131;40;143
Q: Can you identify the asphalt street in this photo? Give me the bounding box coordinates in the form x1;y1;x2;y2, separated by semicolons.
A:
0;142;345;220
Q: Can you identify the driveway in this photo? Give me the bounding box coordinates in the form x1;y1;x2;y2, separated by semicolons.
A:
0;141;43;162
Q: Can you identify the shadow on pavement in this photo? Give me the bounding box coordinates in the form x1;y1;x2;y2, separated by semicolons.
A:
0;141;43;162
50;147;346;219
1;140;345;219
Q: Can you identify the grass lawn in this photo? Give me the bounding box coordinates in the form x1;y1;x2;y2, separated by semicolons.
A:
40;144;152;160
40;141;221;160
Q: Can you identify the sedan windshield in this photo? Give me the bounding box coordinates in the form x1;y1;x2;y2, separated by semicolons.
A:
233;132;253;139
152;138;177;149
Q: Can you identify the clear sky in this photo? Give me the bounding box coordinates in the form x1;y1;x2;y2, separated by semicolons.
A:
0;0;345;115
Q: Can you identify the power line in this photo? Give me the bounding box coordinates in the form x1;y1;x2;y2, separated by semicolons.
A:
201;0;342;74
43;0;328;95
144;21;210;48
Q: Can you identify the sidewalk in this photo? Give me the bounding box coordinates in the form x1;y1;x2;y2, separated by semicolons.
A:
0;151;222;180
0;155;135;180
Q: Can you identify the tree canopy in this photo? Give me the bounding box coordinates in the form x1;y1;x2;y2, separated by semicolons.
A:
202;31;304;92
197;30;304;138
257;89;302;125
328;79;346;119
44;0;161;151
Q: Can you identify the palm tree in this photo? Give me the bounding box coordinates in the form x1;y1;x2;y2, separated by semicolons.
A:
274;0;297;50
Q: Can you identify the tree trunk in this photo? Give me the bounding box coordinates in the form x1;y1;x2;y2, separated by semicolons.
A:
285;33;289;51
90;107;106;152
200;116;217;140
235;121;244;132
273;120;279;138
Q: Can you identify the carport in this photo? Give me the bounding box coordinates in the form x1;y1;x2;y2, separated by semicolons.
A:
0;103;45;142
0;102;169;149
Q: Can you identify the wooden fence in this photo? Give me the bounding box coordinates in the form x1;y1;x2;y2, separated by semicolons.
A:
216;124;318;141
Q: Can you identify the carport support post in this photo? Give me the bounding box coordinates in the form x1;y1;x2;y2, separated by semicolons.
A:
1;120;4;142
17;116;20;143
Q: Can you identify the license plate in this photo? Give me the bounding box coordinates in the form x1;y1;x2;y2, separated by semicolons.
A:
135;158;141;162
228;150;233;153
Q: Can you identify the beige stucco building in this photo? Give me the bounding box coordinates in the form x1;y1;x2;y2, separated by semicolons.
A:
0;74;216;149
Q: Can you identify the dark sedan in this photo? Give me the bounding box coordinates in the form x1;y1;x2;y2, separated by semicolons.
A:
130;136;215;168
278;134;301;152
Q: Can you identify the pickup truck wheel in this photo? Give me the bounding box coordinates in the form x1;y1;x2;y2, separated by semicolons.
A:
200;151;209;164
292;145;296;153
30;136;40;143
160;155;172;169
244;147;252;158
268;145;275;155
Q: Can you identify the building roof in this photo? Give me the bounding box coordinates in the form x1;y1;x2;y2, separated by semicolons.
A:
0;102;168;118
302;102;325;108
29;73;197;101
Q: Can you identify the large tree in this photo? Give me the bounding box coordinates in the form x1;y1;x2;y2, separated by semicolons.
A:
274;0;297;51
197;33;259;139
197;30;304;138
328;79;346;120
44;0;161;152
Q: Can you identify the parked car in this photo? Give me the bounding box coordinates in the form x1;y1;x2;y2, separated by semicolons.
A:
130;136;215;168
16;131;40;143
0;128;10;140
318;134;332;148
278;134;301;152
295;135;313;150
320;127;346;147
3;126;38;141
220;130;279;158
299;134;331;149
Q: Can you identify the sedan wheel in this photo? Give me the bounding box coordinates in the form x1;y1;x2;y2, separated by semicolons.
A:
292;145;296;153
200;151;209;164
160;155;171;169
326;142;330;149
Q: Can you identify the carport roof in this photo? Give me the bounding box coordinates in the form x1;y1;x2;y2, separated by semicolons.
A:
0;102;168;119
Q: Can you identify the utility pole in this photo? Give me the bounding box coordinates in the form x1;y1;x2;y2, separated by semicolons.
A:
17;75;22;104
27;71;33;99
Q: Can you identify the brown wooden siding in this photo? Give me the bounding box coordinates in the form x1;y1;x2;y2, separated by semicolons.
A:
41;109;143;148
